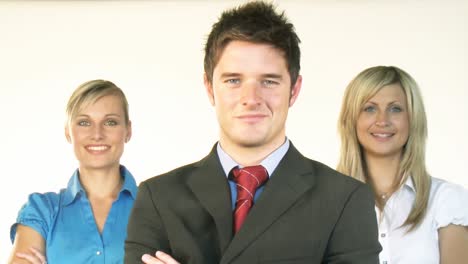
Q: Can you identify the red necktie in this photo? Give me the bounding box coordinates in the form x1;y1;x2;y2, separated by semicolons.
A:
232;165;268;233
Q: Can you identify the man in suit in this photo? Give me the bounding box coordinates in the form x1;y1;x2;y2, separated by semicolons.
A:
125;1;381;263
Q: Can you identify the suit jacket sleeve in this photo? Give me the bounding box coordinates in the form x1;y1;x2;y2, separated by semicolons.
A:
324;183;381;264
124;181;171;263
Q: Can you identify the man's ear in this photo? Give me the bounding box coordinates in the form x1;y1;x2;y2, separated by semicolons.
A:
289;75;302;107
204;73;215;106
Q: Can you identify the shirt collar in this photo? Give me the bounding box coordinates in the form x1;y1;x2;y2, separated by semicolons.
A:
62;165;137;206
120;165;138;198
216;138;290;178
403;176;416;192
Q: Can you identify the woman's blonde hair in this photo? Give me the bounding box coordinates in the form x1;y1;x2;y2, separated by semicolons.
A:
337;66;430;231
66;80;129;125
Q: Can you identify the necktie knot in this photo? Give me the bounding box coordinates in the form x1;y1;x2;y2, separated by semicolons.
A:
233;165;268;190
232;165;268;233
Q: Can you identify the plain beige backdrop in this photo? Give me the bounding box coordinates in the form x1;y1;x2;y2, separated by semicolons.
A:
1;0;467;260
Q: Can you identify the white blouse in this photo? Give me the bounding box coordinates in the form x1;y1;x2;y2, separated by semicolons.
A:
377;177;468;264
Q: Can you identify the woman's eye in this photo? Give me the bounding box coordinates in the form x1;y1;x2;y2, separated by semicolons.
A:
389;106;403;112
105;120;118;126
78;120;90;126
363;106;376;112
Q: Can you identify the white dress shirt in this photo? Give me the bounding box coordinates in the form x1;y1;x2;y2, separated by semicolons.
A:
377;177;468;264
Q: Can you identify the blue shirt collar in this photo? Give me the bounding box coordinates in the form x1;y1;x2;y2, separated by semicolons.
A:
216;138;290;178
62;165;137;206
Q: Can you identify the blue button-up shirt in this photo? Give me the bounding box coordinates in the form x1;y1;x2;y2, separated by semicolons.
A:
11;165;137;264
217;139;290;209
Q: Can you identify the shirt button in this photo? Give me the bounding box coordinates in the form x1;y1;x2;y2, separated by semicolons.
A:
381;233;386;238
383;261;388;264
96;251;101;255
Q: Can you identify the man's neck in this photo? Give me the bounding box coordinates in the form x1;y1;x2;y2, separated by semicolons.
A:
219;137;286;166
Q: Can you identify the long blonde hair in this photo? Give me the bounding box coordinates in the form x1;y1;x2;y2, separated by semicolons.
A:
337;66;431;231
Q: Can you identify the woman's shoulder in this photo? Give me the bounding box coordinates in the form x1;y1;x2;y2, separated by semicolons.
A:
17;189;67;223
429;177;468;228
430;177;468;200
11;189;66;242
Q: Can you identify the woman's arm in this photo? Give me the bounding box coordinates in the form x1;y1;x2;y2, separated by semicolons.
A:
439;224;468;264
8;225;46;264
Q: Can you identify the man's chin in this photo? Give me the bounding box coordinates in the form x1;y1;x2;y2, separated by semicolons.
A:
220;130;270;148
235;137;266;148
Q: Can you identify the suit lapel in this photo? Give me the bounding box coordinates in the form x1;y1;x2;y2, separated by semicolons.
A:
187;146;233;254
221;144;316;264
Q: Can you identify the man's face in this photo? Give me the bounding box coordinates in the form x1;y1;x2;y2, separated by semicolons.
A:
205;40;302;151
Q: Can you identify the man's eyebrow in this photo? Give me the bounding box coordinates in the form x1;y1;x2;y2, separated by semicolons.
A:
261;73;283;80
220;72;242;78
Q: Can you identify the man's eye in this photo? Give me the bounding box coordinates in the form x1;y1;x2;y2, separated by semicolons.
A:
262;80;278;86
226;79;240;84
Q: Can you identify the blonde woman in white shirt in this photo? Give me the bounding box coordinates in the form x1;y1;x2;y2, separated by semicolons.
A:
337;65;468;264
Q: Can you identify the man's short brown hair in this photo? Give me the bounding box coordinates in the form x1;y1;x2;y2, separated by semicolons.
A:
204;1;301;87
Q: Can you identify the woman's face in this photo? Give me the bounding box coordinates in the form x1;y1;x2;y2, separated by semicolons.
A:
356;83;409;160
65;95;131;171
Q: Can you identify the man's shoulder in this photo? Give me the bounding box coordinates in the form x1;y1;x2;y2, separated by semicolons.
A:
301;156;366;191
286;143;363;184
143;160;202;186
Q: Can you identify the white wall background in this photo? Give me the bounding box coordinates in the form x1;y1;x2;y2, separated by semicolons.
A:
1;0;467;260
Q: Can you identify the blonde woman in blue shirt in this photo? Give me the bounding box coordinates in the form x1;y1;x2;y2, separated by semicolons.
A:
337;66;468;264
8;80;137;264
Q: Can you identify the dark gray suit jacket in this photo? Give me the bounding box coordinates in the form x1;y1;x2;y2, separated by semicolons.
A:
125;144;381;263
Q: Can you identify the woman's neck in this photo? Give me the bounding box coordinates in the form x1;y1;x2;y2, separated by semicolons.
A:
78;165;123;200
365;154;402;195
